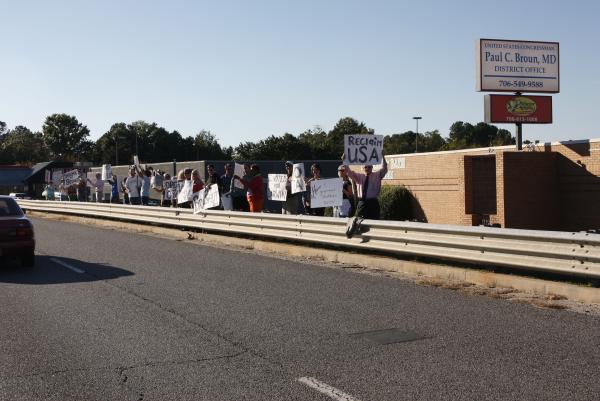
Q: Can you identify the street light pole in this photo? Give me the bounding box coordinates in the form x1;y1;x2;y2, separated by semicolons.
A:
115;134;119;166
413;116;422;153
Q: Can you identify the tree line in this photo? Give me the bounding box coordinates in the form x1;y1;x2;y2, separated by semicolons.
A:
0;114;514;165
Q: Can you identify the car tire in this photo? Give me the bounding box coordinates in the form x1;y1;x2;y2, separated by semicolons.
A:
22;253;35;268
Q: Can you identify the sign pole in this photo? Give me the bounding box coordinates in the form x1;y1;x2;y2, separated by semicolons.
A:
514;91;523;150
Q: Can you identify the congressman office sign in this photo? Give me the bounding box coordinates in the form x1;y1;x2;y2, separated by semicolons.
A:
476;39;559;93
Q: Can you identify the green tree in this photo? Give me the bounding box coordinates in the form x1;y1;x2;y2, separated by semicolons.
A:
42;113;90;160
0;125;48;164
384;130;445;155
445;121;514;150
193;130;229;160
326;117;372;156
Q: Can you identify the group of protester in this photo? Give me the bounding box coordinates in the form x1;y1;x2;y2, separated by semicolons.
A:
45;155;388;220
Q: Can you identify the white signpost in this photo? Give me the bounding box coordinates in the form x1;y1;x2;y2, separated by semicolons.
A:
309;178;343;208
291;163;306;194
476;38;559;93
343;134;384;165
267;174;288;201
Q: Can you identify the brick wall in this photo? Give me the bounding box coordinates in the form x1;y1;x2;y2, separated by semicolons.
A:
384;138;600;231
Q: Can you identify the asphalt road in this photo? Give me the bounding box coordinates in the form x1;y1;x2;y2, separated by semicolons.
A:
1;217;599;401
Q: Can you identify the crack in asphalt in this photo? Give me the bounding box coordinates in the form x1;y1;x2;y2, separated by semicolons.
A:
37;247;285;372
2;351;249;381
92;275;286;371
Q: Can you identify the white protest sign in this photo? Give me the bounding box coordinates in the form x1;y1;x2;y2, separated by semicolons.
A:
343;134;384;165
267;174;288;201
101;164;112;181
309;178;343;208
193;185;220;213
221;193;233;211
192;190;204;213
291;163;306;194
234;163;245;189
63;169;81;187
163;180;178;200
86;172;95;187
177;180;193;204
203;184;220;209
133;155;140;167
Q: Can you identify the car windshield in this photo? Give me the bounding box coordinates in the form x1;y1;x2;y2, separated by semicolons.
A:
0;198;24;217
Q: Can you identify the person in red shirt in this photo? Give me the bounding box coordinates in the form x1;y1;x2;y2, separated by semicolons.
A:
191;169;204;193
234;164;264;213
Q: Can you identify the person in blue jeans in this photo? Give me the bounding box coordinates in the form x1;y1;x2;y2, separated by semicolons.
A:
107;174;120;203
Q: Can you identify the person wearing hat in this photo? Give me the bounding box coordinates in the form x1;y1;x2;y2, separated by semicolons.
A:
282;161;302;215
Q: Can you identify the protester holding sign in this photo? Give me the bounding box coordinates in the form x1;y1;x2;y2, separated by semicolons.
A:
121;177;129;204
234;164;264;213
283;161;302;215
87;173;104;202
160;174;173;207
305;163;325;216
77;177;87;202
205;164;222;210
337;165;355;217
107;174;120;204
125;167;142;205
176;169;194;208
341;153;387;220
231;163;250;212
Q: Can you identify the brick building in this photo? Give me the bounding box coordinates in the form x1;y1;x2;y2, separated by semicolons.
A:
383;138;600;232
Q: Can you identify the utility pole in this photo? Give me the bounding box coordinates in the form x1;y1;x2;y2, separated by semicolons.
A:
413;116;422;153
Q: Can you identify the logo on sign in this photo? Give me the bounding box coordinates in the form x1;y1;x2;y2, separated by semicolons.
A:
506;97;536;116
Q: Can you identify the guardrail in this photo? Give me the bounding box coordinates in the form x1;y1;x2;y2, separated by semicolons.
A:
17;199;600;279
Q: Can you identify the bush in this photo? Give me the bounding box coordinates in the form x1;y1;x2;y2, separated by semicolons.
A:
378;185;412;221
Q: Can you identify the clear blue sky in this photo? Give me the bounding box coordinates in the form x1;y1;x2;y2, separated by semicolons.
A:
2;0;599;147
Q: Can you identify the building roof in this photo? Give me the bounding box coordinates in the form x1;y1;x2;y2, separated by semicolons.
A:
24;161;73;183
0;166;32;186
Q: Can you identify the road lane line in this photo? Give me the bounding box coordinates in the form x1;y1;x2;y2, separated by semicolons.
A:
297;377;363;401
49;257;85;274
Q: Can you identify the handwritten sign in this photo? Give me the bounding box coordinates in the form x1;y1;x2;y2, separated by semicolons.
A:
267;174;288;201
163;180;178;201
62;169;81;187
177;180;193;204
193;185;220;213
133;155;140;167
291;163;306;194
234;163;245;189
343;134;384;165
309;178;343;208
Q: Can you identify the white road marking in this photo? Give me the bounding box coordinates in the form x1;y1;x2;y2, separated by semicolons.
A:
50;257;85;274
297;377;363;401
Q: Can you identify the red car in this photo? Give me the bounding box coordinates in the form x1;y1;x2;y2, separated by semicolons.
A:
0;196;35;267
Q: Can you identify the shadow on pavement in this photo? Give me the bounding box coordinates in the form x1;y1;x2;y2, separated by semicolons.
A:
0;255;135;285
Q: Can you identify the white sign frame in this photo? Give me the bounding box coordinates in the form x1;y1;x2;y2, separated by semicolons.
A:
476;38;559;93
